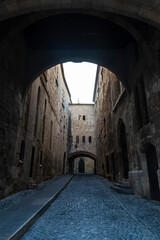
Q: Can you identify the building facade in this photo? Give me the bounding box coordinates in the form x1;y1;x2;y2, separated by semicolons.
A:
0;65;71;198
93;66;160;200
1;62;160;202
68;104;96;173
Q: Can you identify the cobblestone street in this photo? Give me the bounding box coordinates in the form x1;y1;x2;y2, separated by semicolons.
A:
22;175;160;240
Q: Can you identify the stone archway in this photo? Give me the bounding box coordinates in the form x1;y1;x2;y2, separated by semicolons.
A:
0;0;160;28
68;151;96;174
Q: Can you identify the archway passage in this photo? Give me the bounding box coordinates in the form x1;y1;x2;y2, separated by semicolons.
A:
68;151;96;174
79;159;85;173
23;13;138;88
146;145;160;201
119;122;129;179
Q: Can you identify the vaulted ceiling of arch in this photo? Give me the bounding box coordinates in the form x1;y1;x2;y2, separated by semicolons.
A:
0;1;159;92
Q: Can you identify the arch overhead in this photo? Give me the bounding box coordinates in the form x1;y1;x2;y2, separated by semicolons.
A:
68;151;96;162
0;5;157;96
0;0;160;27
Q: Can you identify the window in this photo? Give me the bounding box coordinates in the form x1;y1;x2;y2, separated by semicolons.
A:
134;77;149;130
83;115;86;120
34;87;40;137
24;88;31;130
56;79;58;87
89;136;92;143
82;136;85;143
43;72;48;82
76;136;79;143
49;121;53;149
30;146;35;178
39;151;43;165
69;136;73;142
42;99;47;143
79;115;82;120
20;140;25;161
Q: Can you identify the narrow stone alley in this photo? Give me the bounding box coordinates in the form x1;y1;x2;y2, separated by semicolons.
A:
21;175;160;240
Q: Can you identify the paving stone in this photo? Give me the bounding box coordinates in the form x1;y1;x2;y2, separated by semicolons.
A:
22;175;160;240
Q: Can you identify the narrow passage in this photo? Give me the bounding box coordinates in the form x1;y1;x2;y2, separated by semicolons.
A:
22;175;160;240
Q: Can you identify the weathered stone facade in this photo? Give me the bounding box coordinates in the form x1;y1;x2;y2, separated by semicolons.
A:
93;66;160;200
73;157;94;174
0;65;71;198
1;0;160;202
68;104;96;155
68;104;96;173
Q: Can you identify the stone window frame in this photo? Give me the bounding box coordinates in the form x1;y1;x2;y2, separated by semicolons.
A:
82;136;85;143
76;136;79;143
69;135;73;142
89;136;92;143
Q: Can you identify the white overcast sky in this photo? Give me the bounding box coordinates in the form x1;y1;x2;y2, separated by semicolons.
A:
63;62;97;104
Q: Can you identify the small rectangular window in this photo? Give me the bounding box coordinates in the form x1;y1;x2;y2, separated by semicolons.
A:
82;136;85;143
83;115;86;120
79;115;82;120
49;121;53;149
89;136;92;143
69;136;73;142
76;136;79;143
56;79;58;87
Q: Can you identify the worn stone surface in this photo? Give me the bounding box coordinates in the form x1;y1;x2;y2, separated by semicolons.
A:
22;175;160;240
68;104;96;155
0;1;160;202
0;65;71;198
73;157;95;174
93;65;160;200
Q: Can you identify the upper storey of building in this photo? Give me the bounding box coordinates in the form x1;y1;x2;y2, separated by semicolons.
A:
68;104;96;156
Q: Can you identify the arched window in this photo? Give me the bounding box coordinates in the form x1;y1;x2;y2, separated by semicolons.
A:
30;146;35;178
89;136;92;143
34;87;41;137
49;120;53;149
83;115;86;120
42;99;47;143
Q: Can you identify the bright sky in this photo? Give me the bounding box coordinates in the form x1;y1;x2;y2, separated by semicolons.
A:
63;62;97;104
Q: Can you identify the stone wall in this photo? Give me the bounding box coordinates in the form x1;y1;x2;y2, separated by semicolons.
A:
94;66;160;200
68;104;96;156
73;157;95;174
0;65;71;198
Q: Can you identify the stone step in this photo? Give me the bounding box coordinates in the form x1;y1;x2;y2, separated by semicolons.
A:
114;182;131;189
118;180;131;187
111;185;133;194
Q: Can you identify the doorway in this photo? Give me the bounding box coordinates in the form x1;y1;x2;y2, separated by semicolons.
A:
29;146;35;177
146;144;160;201
119;122;129;179
79;159;84;173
